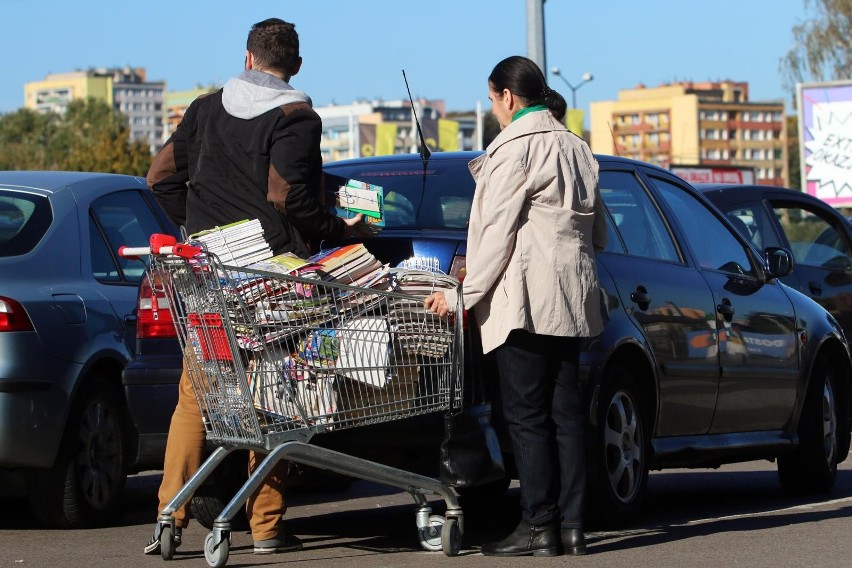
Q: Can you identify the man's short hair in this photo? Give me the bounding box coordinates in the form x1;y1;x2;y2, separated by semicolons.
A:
247;18;300;75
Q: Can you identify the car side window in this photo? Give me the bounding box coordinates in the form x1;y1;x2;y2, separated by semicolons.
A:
599;170;678;261
772;204;852;270
90;190;164;284
718;202;783;252
651;177;756;277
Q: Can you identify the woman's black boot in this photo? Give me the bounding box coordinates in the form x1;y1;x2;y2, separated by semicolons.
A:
481;520;560;557
561;527;587;555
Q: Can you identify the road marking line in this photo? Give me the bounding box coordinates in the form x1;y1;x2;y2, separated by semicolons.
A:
681;495;852;526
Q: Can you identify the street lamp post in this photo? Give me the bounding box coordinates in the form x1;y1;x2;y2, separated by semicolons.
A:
551;67;594;109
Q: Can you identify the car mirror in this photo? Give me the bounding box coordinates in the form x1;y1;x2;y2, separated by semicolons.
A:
764;247;793;279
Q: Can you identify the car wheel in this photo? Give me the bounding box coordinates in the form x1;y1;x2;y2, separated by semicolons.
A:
778;357;838;494
190;451;250;531
587;365;649;526
27;379;127;528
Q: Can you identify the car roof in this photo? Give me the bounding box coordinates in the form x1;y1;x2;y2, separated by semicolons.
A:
0;170;146;195
324;151;674;177
694;183;803;194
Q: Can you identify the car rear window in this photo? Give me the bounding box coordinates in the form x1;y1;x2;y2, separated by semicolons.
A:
323;159;475;230
0;190;52;257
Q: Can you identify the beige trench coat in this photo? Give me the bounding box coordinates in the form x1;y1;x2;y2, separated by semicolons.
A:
444;109;607;354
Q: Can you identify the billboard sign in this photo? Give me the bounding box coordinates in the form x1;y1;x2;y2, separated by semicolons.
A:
671;166;755;185
797;80;852;206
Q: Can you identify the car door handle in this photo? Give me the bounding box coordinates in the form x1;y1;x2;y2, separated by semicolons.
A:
124;314;137;325
808;281;823;296
630;288;651;310
717;302;735;322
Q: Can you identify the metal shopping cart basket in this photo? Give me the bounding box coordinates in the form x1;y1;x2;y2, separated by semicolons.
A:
121;234;465;566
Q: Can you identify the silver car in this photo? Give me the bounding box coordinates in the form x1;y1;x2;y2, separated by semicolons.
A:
0;171;176;528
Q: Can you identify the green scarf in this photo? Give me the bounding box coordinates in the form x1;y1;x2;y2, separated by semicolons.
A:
512;104;547;122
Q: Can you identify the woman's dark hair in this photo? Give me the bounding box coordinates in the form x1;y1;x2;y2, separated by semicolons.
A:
488;55;567;122
247;18;300;75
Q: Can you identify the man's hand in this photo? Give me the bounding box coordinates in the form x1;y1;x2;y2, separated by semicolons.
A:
341;213;378;238
424;291;451;317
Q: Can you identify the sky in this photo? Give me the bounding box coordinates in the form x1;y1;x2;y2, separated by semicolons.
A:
1;0;811;116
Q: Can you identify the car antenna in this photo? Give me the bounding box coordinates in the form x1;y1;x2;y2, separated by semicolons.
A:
607;121;620;156
403;69;431;164
403;69;430;226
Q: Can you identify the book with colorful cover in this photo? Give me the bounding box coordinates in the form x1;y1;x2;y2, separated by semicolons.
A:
325;174;385;229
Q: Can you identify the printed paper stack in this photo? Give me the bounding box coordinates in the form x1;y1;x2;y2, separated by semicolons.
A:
191;219;273;267
226;252;336;350
388;268;460;358
332;177;385;232
309;244;390;288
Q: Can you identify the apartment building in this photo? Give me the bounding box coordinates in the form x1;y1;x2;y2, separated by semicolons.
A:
315;98;478;162
590;81;787;186
25;67;166;154
164;86;218;139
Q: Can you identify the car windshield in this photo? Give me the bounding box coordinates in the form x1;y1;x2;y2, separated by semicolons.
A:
323;159;475;230
0;190;52;257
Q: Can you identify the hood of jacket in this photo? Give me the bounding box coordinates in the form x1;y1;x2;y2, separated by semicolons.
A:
222;70;312;119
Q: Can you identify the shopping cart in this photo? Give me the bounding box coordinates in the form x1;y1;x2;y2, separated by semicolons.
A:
120;234;465;566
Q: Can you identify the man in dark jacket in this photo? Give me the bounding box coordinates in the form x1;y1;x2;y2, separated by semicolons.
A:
144;18;367;556
148;19;365;257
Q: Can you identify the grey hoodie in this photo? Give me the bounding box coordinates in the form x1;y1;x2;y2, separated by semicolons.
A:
222;69;313;120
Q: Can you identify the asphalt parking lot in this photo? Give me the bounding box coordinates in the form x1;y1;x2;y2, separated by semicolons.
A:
2;459;852;567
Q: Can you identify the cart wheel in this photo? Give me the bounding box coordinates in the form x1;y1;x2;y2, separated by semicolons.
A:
418;514;445;552
441;518;461;556
204;530;230;568
160;524;175;561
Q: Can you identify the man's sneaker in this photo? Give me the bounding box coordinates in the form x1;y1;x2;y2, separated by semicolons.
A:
253;532;303;554
143;523;182;555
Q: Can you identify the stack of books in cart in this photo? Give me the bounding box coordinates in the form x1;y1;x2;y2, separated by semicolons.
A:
187;218;459;427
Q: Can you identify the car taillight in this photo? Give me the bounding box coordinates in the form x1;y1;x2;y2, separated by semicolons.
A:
137;274;177;339
448;255;469;329
0;296;34;332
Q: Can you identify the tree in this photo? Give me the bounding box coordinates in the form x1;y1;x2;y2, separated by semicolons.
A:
482;113;500;148
786;115;801;190
781;0;852;91
60;98;153;176
0;108;63;170
0;98;153;175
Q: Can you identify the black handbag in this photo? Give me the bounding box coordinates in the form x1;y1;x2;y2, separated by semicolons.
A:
440;402;505;487
439;321;506;487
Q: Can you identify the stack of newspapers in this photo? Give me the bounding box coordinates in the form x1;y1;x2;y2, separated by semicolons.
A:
191;219;273;267
387;268;459;358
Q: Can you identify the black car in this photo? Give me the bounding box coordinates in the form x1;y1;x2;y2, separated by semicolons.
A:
699;183;852;344
123;153;852;528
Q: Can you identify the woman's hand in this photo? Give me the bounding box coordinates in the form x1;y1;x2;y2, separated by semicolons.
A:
424;291;451;317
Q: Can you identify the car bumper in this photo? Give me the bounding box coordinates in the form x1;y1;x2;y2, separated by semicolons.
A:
0;384;66;468
122;355;182;468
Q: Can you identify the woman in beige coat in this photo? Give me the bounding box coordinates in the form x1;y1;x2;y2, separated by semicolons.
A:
425;55;606;556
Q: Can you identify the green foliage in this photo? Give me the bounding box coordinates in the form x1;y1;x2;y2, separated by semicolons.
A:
786;115;800;190
0;98;153;175
781;0;852;91
482;113;500;148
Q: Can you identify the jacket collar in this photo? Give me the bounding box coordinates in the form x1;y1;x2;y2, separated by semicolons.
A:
468;109;563;179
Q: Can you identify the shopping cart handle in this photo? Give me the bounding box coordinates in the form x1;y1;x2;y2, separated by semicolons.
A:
118;246;152;259
172;243;202;258
150;233;177;253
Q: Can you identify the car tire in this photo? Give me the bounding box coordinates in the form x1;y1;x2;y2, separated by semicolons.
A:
778;357;838;494
27;378;127;528
190;451;250;531
586;365;649;527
